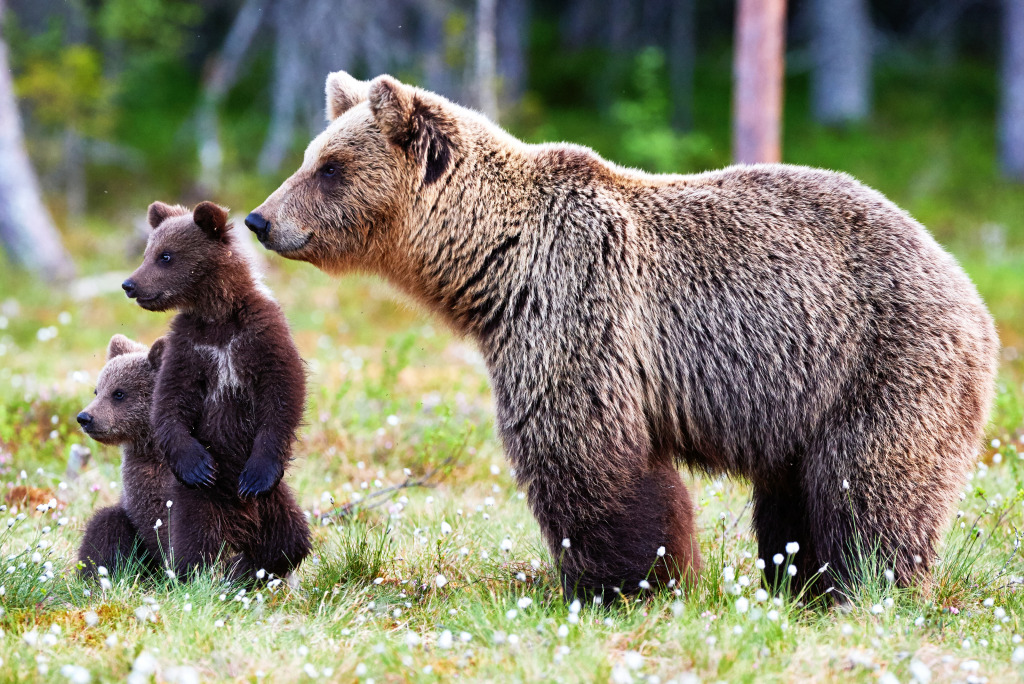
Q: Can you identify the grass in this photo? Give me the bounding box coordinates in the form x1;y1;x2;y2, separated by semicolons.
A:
2;61;1024;682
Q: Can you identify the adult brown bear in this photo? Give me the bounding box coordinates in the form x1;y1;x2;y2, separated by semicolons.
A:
247;71;998;601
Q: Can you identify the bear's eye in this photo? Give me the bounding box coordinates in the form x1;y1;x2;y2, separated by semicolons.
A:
159;252;172;264
112;390;125;401
320;163;338;178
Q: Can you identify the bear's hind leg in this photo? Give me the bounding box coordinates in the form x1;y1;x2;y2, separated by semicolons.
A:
751;470;820;597
231;484;312;583
78;505;149;577
167;491;225;579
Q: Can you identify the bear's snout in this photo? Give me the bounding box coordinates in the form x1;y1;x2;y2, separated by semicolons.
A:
76;412;93;429
245;212;271;243
122;279;138;298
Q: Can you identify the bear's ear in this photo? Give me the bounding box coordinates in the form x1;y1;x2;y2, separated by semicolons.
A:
325;71;369;121
108;334;145;360
147;337;166;371
368;75;416;145
193;201;230;240
147;201;187;229
369;75;455;186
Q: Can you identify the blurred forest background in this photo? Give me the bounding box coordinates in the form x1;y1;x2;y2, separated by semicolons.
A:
1;0;1023;349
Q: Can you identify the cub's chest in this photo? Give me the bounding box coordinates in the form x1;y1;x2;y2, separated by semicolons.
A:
192;338;245;397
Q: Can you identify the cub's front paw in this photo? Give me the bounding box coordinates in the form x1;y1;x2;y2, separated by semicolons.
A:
238;453;284;498
171;438;216;488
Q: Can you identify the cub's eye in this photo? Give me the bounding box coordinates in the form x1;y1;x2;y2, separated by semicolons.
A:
159;252;172;264
320;163;338;178
112;390;125;401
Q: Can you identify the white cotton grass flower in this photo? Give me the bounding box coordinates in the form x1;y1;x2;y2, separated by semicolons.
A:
884;569;895;582
561;538;571;549
656;546;666;557
787;565;797;577
871;604;884;615
772;554;784;566
756;558;766;570
437;630;453;649
506;609;518;620
623;651;644;670
785;542;800;554
435;574;448;589
557;624;569;638
909;658;932;683
722;566;735;582
517;597;533;610
766;609;780;622
84;611;99;627
569;599;582;614
735;597;749;613
440;520;452;536
500;537;513;553
638;580;651;590
755;588;768;602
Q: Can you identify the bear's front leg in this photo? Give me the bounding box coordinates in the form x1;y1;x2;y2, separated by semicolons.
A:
237;431;286;498
538;459;702;603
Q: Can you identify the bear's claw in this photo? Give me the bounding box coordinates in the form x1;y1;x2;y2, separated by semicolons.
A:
237;453;284;498
171;438;216;488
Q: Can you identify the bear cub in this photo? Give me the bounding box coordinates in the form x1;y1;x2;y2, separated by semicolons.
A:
76;334;175;576
122;201;310;581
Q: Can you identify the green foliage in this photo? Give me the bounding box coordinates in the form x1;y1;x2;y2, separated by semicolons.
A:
15;44;114;136
609;47;716;173
93;0;200;54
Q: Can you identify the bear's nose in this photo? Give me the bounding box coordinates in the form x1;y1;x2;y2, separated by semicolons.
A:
122;279;137;298
245;212;270;242
76;412;93;428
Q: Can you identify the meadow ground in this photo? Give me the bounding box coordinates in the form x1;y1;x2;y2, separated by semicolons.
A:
3;71;1024;680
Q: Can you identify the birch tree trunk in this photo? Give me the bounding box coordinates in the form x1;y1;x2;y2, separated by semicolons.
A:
732;0;787;164
0;4;75;281
475;0;499;121
811;0;871;124
1001;0;1024;180
196;0;266;193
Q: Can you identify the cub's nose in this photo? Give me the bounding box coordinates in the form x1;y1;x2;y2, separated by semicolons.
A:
245;212;270;242
122;279;137;298
76;412;93;428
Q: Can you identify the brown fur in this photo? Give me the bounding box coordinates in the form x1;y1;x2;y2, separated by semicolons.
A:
76;335;176;576
247;72;998;601
123;202;311;581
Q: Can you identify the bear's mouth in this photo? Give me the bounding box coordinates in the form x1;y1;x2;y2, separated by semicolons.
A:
134;293;164;309
274;231;313;257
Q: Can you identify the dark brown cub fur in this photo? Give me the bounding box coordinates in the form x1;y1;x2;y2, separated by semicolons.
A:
124;201;311;581
77;335;175;576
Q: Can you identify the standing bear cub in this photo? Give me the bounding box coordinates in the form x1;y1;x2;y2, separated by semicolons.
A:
76;335;175;576
123;201;311;581
248;71;998;600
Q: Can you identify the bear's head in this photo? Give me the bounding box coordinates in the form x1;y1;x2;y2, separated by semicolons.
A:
123;201;241;312
77;335;165;445
246;71;464;273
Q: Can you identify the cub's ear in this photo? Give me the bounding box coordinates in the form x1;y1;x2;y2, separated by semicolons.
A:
193;201;230;240
147;337;166;371
369;75;455;186
325;71;369;121
147;201;187;229
108;334;145;360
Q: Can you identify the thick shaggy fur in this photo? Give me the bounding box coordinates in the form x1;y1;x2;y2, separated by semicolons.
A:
248;72;998;600
123;202;311;581
77;335;176;576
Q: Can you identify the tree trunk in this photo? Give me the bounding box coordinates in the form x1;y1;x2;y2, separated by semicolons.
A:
669;0;696;131
258;0;305;175
475;0;499;121
811;0;871;125
196;0;266;193
732;0;787;164
497;0;528;108
1001;0;1024;180
0;4;75;281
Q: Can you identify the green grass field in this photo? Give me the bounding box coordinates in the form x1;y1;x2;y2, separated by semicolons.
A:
3;67;1024;681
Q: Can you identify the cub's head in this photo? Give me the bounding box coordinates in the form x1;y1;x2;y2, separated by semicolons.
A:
77;335;165;445
123;201;237;311
246;71;461;272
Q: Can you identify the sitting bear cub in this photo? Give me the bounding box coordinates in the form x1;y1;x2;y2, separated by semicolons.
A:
122;201;311;581
76;335;175;576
